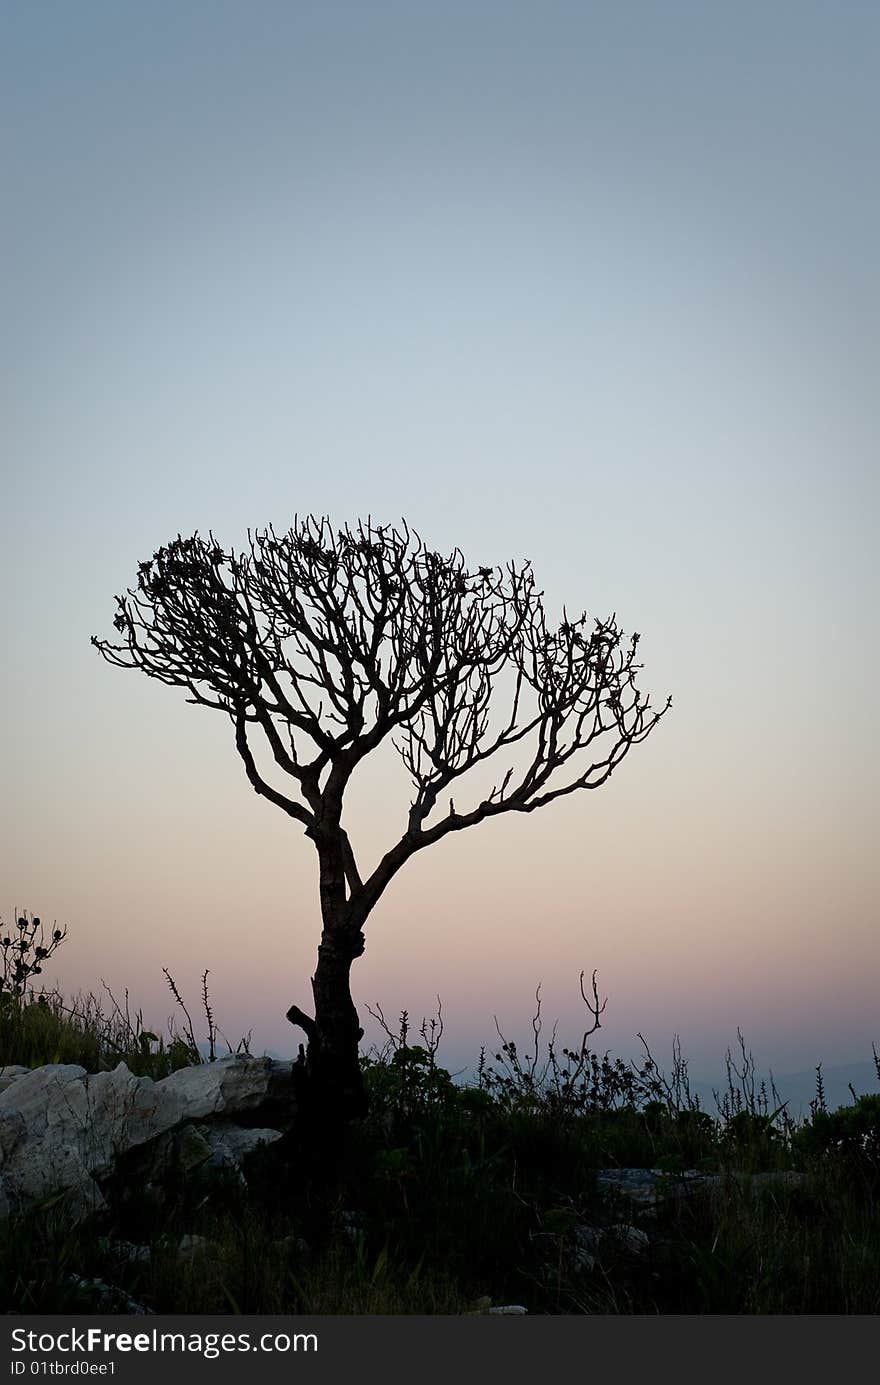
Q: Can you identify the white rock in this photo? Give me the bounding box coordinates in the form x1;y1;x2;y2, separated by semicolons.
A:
0;1055;293;1217
201;1124;283;1168
595;1165;804;1208
155;1055;280;1118
0;1065;30;1094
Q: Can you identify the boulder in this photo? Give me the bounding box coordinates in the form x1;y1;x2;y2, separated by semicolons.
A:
0;1055;294;1218
154;1055;295;1120
595;1167;805;1210
0;1065;30;1095
197;1122;284;1169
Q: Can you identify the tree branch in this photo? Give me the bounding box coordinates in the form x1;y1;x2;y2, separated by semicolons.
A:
94;520;670;957
234;709;315;830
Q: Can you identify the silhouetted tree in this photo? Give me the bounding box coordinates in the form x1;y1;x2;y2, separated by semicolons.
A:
93;518;670;1122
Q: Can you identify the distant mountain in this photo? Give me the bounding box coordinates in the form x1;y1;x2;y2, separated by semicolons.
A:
691;1060;879;1120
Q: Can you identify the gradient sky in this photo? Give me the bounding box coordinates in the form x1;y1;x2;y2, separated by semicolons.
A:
3;2;878;1081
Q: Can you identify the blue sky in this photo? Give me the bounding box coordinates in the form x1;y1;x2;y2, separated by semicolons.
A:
2;2;878;1078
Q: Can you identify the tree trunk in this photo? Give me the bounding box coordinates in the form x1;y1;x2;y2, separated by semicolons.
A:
288;918;367;1133
287;826;368;1133
308;924;367;1120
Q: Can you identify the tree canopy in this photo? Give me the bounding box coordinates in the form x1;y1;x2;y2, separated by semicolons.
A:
94;517;669;919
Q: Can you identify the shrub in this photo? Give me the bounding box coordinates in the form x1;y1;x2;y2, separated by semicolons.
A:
0;910;67;998
794;1094;880;1176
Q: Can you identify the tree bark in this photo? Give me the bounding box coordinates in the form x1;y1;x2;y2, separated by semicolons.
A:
284;821;369;1125
305;922;367;1122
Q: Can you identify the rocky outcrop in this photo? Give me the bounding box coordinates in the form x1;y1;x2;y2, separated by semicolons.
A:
595;1167;804;1208
0;1065;30;1094
0;1055;296;1218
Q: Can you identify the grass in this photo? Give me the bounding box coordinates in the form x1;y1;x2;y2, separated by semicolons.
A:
1;979;879;1314
0;987;204;1077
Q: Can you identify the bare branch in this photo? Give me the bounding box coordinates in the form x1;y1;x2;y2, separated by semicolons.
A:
286;1004;317;1040
94;517;670;951
578;968;607;1048
234;710;315;830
